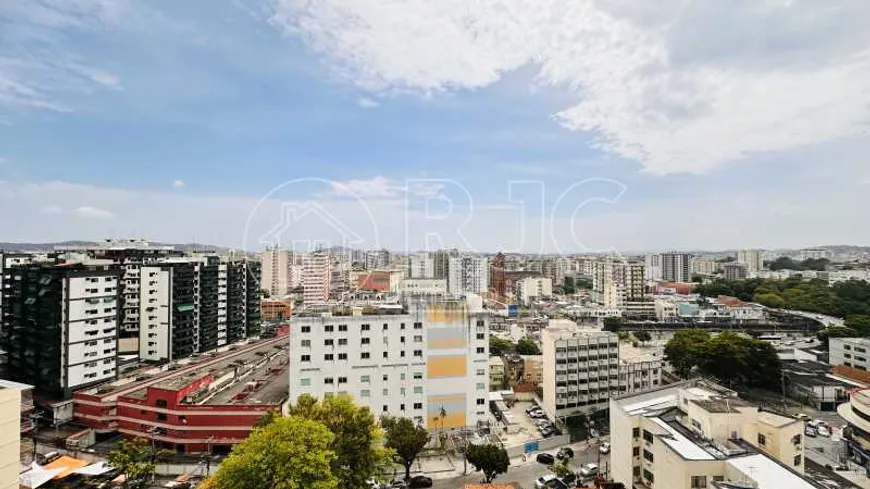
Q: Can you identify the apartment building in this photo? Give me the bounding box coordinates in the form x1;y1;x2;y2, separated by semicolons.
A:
644;254;662;282
0;252;34;335
0;262;120;398
139;255;260;363
541;322;662;417
610;380;810;489
837;387;870;468
737;250;763;273
723;263;748;281
691;256;719;276
661;252;693;283
521;355;544;386
801;249;830;260
0;380;31;489
289;297;490;429
303;252;331;304
409;253;435;279
398;279;448;297
448;256;490;294
55;240;182;353
829;337;870;371
515;277;552;306
365;249;391;269
591;258;645;307
261;246;298;297
433;249;457;280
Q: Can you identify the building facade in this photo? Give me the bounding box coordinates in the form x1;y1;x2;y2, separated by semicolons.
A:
409;253;435;279
661;252;693;283
261;299;292;321
261;246;296;297
830;337;870;370
365;250;391;269
644;254;662;282
592;258;645;308
737;250;763;273
515;277;553;306
448;256;490;294
302;252;331;304
723;263;749;281
1;263;120;398
288;298;490;430
489;253;507;297
0;380;31;489
398;279;448;297
610;380;808;489
691;256;719;276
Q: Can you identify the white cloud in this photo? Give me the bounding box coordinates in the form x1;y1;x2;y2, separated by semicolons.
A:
324;176;444;199
172;179;185;189
74;206;115;219
357;97;380;108
271;0;870;174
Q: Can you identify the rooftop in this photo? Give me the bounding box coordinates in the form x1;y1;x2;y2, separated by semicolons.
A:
757;410;799;428
727;453;818;489
691;397;752;414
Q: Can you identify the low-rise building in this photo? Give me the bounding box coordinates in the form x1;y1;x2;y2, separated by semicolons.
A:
521;355;544;386
830;337;870;371
489;356;506;390
0;380;32;489
398;278;448;297
261;298;292;321
611;380;811;489
723;263;748;281
515;277;552;306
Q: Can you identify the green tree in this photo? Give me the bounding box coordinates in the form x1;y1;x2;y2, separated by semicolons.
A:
489;336;515;356
818;326;859;347
634;330;652;345
253;410;280;428
382;416;430;481
563;276;576;294
107;438;156;489
664;329;711;378
549;459;574;478
845;315;870;335
516;336;541;355
214;415;338;489
602;317;622;332
288;394;392;489
465;443;510;483
575;278;593;290
753;292;786;309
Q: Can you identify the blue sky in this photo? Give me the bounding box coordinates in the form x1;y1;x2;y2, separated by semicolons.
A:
2;0;870;253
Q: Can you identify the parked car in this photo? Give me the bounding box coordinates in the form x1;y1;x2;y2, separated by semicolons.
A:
541;427;557;438
560;473;578;487
805;426;817;437
530;411;546;419
808;419;827;428
526;405;541;414
579;463;599;477
537;453;556;465
796;413;810;421
408;476;433;488
556;447;574;460
817;425;831;437
599;442;611;454
535;474;557;489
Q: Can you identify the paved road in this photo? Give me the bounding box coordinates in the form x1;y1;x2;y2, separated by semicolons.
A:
433;439;610;489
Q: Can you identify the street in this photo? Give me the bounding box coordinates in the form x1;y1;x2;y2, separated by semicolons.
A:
433;438;610;489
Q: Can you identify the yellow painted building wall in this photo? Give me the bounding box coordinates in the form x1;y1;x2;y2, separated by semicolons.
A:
0;388;21;489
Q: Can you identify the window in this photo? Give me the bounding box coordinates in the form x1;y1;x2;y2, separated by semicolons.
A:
413;402;423;409
642;430;654;443
643;470;654;483
632;447;640;457
643;450;654;462
633;427;640;438
301;340;311;347
157;413;167;421
633;467;640;477
362;324;371;331
383;323;389;330
338;353;348;360
301;326;311;333
476;369;485;376
792;434;801;445
339;324;348;332
337;338;347;346
361;375;370;383
324;377;334;384
401;336;406;343
845;345;852;350
400;404;406;410
361;390;370;398
401;323;406;329
383;405;388;412
325;325;334;332
414;335;423;342
477;398;485;405
338;377;347;384
361;352;370;359
413;386;423;394
383;352;389;358
413;350;422;357
300;354;311;362
757;433;766;446
400;373;406;380
361;338;370;345
155;399;168;408
324;339;334;346
400;387;406;395
414;372;423;379
414;322;422;329
476;347;485;354
401;351;406;357
690;476;707;489
794;455;802;467
300;378;311;386
476;333;485;340
383;389;389;396
324;354;334;361
476;383;485;390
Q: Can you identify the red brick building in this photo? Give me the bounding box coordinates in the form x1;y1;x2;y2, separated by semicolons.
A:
73;337;288;454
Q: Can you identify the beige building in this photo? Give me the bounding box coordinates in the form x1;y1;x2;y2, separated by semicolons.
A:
515;277;552;306
591;258;644;308
0;380;31;489
610;380;810;489
489;356;506;390
302;252;331;304
521;355;544;386
261;246;295;297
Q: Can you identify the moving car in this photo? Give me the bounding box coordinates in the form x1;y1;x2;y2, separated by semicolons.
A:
599;442;611;454
535;474;558;489
796;413;810;421
579;463;599;477
537;453;556;465
556;447;574;460
408;476;433;488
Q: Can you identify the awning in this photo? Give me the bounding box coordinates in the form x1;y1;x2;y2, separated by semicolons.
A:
43;455;90;479
19;463;65;489
74;461;114;476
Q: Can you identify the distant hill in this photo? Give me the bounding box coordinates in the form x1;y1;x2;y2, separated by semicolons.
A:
0;241;234;255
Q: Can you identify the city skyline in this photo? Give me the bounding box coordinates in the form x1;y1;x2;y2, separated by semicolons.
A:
3;2;870;251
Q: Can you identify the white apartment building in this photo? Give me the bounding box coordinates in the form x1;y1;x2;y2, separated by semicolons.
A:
303;252;332;304
408;253;435;279
515;277;552;306
661;252;693;283
289;298;490;430
365;249;391;269
801;248;830;260
261;246;296;297
723;263;748;280
448;256;489;294
644;254;662;282
691;256;719;276
610;380;809;489
737;249;763;273
829;337;870;371
592;258;645;308
398;279;448;297
541;321;662;418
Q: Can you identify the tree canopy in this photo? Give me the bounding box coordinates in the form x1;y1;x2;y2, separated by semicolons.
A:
107;438;156;489
664;330;781;390
382;416;430;480
634;330;652;344
516;336;541;355
602;317;622;332
288;394;392;489
489;336;514;356
213;415;338;489
465;443;510;483
767;257;830;271
818;326;860;347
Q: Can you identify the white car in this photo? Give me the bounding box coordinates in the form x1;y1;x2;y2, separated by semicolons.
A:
599;442;611;454
817;425;831;437
579;463;599;477
535;474;557;489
